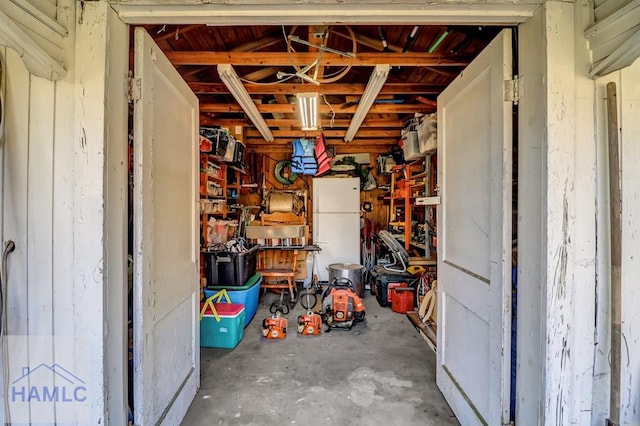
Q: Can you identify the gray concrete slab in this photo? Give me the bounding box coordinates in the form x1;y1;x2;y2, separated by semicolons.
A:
183;290;458;426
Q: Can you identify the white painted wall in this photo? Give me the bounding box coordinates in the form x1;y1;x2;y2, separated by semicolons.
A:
593;57;640;425
0;1;128;424
517;3;598;424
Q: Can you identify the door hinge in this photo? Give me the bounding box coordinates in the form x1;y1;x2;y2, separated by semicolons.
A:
504;75;522;105
127;76;141;104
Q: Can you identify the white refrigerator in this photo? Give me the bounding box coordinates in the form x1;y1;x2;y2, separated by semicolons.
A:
312;177;361;282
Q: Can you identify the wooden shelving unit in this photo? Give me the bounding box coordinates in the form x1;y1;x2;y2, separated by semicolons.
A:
388;159;427;253
200;153;228;245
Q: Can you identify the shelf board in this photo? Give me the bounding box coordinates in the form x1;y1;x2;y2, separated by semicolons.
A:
227;164;247;174
406;310;437;353
410;241;427;250
201;172;225;182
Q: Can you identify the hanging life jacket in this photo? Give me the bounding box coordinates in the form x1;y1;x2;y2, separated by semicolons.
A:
291;139;318;175
314;133;332;176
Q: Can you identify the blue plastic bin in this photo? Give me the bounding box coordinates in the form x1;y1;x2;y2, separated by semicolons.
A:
205;273;262;327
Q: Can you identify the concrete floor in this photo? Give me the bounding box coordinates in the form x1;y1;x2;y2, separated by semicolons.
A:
183;289;458;426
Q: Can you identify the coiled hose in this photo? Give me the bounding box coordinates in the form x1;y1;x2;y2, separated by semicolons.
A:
274;160;298;185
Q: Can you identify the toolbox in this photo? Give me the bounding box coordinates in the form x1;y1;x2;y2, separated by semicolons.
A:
370;265;415;307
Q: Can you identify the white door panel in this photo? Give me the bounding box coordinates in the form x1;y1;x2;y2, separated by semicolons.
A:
133;28;200;425
441;261;490;322
437;29;513;426
440;75;492;280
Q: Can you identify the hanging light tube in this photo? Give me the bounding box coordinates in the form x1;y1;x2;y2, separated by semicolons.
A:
296;92;319;131
344;64;390;142
217;64;274;142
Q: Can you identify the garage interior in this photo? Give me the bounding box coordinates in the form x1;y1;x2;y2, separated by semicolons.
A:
127;23;513;425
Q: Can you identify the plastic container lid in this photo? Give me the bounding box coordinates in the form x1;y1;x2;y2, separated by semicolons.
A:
206;272;262;292
200;302;244;317
328;263;364;271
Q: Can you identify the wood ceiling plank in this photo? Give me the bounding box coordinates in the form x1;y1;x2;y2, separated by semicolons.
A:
333;28;402;53
245;129;400;138
189;82;446;95
201;118;405;128
231;35;281;52
180;65;213;79
200;103;434;113
273;93;294;126
154;24;202;42
416;96;438;108
244;137;398;145
241;66;282;81
200;118;246;127
247;145;391;154
166;51;471;67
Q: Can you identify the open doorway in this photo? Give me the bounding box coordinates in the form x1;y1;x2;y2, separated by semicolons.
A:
120;15;523;426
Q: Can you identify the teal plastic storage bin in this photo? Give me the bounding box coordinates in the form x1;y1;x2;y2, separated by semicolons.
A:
200;302;245;348
205;273;262;327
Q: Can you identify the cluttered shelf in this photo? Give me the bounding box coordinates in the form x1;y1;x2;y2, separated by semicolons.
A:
202;172;225;182
392;234;430;253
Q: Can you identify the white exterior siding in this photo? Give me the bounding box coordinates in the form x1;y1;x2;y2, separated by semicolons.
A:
593;57;640;426
0;1;127;424
617;58;640;426
0;0;638;424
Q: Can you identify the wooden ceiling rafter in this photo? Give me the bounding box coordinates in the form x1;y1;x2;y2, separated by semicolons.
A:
245;129;400;138
244;137;398;145
188;82;447;95
200;118;405;128
165;51;472;67
249;145;391;154
200;103;435;114
142;24;501;153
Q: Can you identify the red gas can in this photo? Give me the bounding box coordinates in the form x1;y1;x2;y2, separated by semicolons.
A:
391;288;415;313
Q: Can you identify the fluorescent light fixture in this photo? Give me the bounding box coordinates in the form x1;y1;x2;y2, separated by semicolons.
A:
217;64;274;142
297;92;319;131
344;64;390;142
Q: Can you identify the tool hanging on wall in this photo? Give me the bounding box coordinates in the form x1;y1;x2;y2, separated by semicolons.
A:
274;160;299;185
